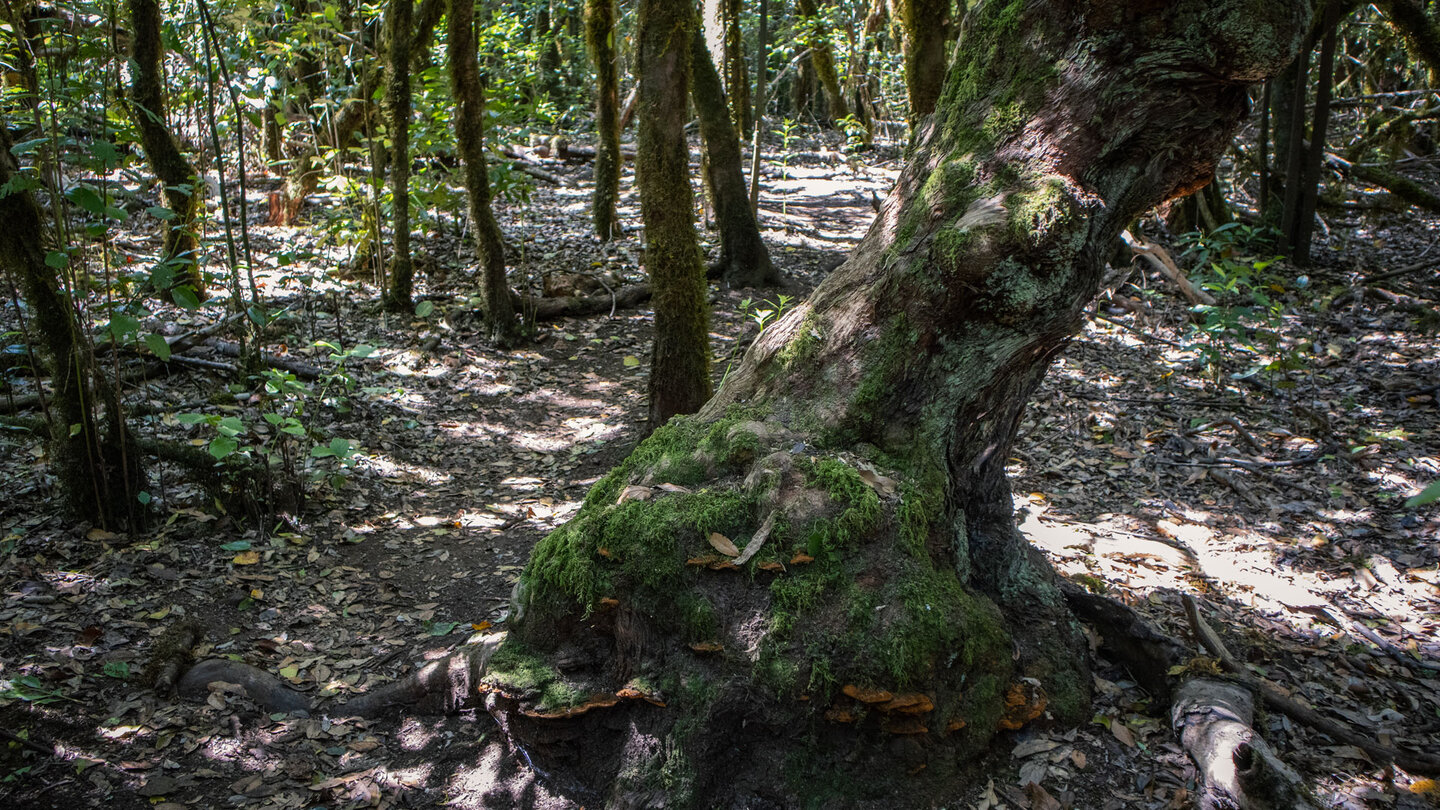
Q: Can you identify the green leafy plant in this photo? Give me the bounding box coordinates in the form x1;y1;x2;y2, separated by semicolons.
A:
1175;224;1307;386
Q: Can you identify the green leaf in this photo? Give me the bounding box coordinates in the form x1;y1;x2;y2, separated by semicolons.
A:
176;413;210;425
220;540;251;552
136;491;152;505
143;333;172;361
217;416;244;437
415;300;435;318
145;205;176;221
350;344;376;359
622;355;640;368
209;436;238;460
1407;481;1440;508
171;287;201;309
67;185;105;215
107;313;142;341
102;661;130;680
429;621;457;636
44;250;69;269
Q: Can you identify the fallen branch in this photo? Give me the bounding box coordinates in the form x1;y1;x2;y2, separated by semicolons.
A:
513;283;653;321
1329;154;1440;214
1184;594;1440;777
1122;230;1216;306
205;339;325;380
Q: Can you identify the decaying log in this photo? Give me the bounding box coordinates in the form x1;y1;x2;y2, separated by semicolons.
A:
205;339;325;380
1184;595;1440;777
1173;677;1317;810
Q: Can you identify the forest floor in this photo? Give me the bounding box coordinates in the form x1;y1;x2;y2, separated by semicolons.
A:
1;132;1438;810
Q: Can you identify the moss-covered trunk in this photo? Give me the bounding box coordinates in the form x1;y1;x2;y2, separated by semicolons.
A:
0;123;144;530
690;27;780;289
125;0;204;298
381;0;414;312
585;0;622;241
635;0;711;427
490;1;1308;806
448;0;517;344
796;0;850;125
897;0;952;122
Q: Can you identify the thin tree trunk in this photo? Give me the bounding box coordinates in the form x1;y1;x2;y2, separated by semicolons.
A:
636;0;711;427
896;0;950;122
586;0;622;241
1294;10;1343;264
125;0;204;298
0;123;143;530
753;0;769;127
382;0;415;312
795;0;850;125
449;0;518;343
703;0;751;134
691;27;780;289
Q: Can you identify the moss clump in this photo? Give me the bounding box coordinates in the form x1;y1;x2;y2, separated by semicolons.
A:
1007;174;1068;243
485;640;584;711
776;308;824;370
933;228;977;273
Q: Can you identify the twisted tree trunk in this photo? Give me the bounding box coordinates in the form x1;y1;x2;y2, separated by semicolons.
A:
485;1;1309;806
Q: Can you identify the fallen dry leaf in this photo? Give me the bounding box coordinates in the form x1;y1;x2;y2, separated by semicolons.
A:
708;532;739;557
1110;719;1136;747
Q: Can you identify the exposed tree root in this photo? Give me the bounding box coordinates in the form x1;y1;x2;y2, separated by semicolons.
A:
339;635;503;717
177;659;311;714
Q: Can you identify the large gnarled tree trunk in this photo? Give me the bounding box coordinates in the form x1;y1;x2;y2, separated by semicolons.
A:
485;1;1308;806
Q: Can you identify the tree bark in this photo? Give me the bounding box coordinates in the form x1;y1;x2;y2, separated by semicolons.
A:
690;27;781;289
382;0;415;312
795;0;850;125
448;0;518;344
125;0;204;298
487;1;1309;805
896;0;951;123
585;0;622;241
636;0;711;428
